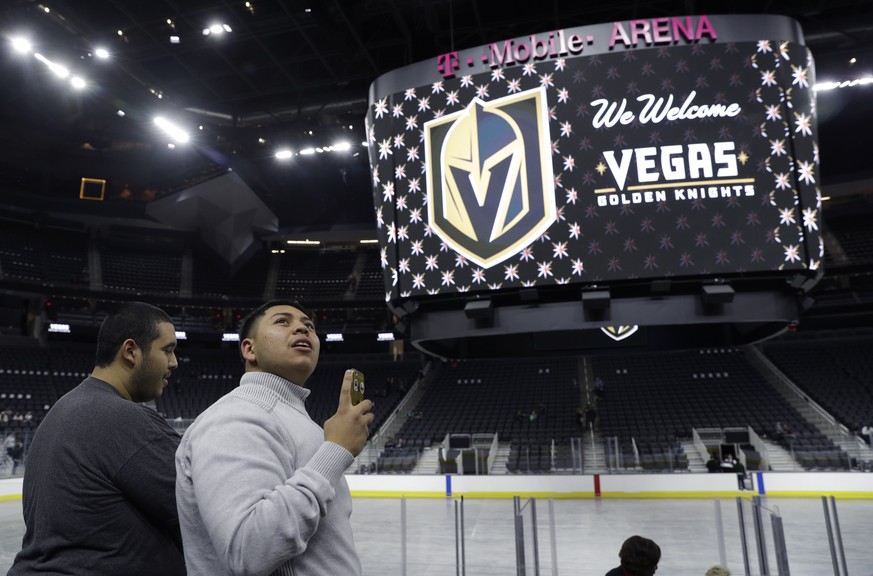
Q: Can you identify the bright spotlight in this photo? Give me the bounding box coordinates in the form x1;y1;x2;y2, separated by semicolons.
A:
11;37;32;54
154;116;189;143
275;149;293;160
70;76;86;89
299;148;315;155
332;142;351;151
94;47;109;59
206;23;231;36
34;53;69;78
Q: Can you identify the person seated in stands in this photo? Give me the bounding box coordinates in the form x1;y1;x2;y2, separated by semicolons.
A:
413;410;423;420
720;455;735;472
384;436;396;450
605;535;660;576
774;421;785;442
396;437;405;449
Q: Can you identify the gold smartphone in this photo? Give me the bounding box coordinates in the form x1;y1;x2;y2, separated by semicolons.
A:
350;369;365;406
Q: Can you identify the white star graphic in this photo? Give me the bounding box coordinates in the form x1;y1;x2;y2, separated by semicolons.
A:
373;97;388;119
797;160;815;185
378;138;393;160
571;258;585;276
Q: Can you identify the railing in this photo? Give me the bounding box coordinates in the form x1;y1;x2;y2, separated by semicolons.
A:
747;426;771;472
748;346;849;438
692;428;711;462
486;432;499;472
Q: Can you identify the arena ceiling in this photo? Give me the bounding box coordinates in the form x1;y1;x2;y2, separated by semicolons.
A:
1;0;871;232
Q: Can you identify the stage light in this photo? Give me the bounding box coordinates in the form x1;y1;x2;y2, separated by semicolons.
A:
332;141;351;151
275;149;293;160
170;36;180;44
814;77;873;91
70;76;86;89
359;239;379;244
154;116;189;143
299;148;315;155
116;110;125;117
94;48;109;59
204;23;232;36
286;239;320;246
11;37;32;54
34;53;69;78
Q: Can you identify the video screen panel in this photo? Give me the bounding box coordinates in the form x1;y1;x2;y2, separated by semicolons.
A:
367;15;822;303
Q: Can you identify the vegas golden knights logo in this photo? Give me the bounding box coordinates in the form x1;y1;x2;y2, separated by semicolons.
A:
601;325;639;342
424;87;556;269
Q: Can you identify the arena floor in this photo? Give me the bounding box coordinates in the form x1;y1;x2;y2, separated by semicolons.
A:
1;496;871;575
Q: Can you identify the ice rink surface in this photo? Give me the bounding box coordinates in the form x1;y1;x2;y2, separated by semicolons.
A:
1;495;871;575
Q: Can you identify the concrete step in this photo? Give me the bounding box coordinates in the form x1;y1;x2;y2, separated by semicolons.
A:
760;439;801;471
411;445;441;474
680;440;708;473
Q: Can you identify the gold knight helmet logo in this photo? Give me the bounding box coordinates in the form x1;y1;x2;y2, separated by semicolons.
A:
424;87;556;269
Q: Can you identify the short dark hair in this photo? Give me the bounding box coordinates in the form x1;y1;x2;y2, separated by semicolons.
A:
619;535;661;576
94;302;172;368
238;299;312;343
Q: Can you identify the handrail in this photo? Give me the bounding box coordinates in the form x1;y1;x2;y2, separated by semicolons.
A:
487;432;499;472
370;360;431;451
631;437;640;468
692;428;710;462
748;346;851;439
747;426;771;471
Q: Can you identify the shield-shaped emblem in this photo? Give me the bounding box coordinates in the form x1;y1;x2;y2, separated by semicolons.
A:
424;87;556;269
601;325;640;342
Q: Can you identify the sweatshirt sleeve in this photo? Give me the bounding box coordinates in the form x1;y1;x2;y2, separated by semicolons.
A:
184;400;353;576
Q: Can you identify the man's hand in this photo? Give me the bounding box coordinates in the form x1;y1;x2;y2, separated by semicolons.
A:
324;370;375;457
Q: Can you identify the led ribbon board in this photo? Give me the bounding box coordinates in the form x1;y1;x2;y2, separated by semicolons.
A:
367;15;822;304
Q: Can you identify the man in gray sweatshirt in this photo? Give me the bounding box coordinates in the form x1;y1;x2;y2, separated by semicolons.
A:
175;300;374;576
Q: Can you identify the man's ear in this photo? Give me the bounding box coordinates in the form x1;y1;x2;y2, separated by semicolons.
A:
240;338;256;364
119;338;139;367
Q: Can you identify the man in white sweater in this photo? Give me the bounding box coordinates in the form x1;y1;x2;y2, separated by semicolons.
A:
175;300;374;576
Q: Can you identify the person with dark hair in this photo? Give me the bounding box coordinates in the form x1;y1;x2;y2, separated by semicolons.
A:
176;300;374;576
605;535;661;576
9;302;185;576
